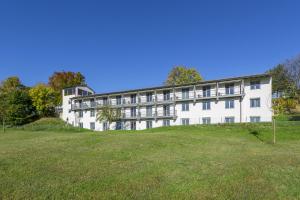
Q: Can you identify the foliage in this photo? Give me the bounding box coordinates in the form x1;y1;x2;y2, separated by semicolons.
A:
48;71;86;104
272;98;297;115
1;119;300;199
29;84;56;117
164;66;203;85
267;64;296;95
284;54;300;89
5;88;37;126
96;105;121;129
0;77;36;126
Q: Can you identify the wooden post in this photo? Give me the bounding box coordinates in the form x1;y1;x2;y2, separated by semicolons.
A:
2;117;5;133
273;117;276;144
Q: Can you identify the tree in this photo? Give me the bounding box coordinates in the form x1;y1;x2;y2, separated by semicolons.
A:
267;64;296;95
164;66;203;85
273;98;297;115
96;105;121;130
284;54;300;89
48;71;86;104
29;84;56;117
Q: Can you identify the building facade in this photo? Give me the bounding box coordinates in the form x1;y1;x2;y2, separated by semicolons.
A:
60;74;273;131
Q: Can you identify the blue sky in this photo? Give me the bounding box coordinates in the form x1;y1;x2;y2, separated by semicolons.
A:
0;0;299;93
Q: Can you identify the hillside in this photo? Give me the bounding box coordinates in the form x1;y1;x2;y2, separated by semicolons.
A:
0;118;300;199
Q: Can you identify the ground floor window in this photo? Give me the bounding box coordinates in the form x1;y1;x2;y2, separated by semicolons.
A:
79;122;83;128
225;117;235;123
181;118;189;125
103;122;108;131
116;121;122;130
202;117;211;124
146;120;152;129
130;121;136;130
163;119;170;126
250;116;261;123
90;122;95;130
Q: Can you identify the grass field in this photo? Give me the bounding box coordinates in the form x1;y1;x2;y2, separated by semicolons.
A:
0;118;300;199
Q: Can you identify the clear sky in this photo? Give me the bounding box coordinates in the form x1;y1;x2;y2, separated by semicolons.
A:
0;0;299;93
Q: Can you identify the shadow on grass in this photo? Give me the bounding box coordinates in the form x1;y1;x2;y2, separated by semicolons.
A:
248;130;264;143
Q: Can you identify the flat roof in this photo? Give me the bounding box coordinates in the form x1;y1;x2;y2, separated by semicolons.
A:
71;73;270;100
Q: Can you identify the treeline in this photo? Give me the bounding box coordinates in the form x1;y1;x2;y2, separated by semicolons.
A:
0;72;85;127
268;54;300;114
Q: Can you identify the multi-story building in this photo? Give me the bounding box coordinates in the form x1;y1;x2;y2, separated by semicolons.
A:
60;74;273;131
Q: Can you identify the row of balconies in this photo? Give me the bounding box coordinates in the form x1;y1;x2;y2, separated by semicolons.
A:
121;110;176;120
71;88;244;110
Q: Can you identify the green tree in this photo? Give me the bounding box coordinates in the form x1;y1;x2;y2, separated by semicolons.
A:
273;98;297;115
29;84;56;117
165;66;203;85
96;105;121;130
267;64;296;95
48;71;86;104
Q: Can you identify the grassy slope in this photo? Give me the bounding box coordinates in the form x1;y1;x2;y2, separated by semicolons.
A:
0;119;300;199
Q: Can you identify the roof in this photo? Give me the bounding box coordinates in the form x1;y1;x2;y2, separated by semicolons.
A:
71;73;270;100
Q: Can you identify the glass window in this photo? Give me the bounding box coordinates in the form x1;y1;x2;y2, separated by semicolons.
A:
79;122;83;128
146;121;152;129
202;101;211;110
130;121;136;130
250;80;260;90
182;88;190;99
90;122;95;130
225;99;234;109
78;111;83;118
182;102;189;111
131;107;136;117
163;105;170;116
250;116;261;123
131;94;136;104
163;90;170;101
115;121;122;130
181;118;189;125
90;110;95;117
103;122;108;131
103;97;108;105
202;117;211;124
250;98;260;107
146;92;153;102
146;106;153;116
225;117;235;123
163;120;170;126
203;86;211;97
225;83;234;95
116;96;122;105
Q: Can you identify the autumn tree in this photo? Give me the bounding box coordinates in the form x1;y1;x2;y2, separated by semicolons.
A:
29;84;56;117
48;71;86;104
164;66;203;86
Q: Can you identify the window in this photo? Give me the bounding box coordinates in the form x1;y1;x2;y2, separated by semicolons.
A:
146;106;153;117
163;119;170;126
116;121;122;130
182;102;189;111
225;83;234;95
225;99;234;109
116;96;122;105
146;121;152;129
130;121;136;130
103;122;108;131
131;94;136;104
90;110;95;117
90;122;95;130
225;117;235;123
131;107;136;117
78;111;83;118
163;105;170;116
78;89;89;96
182;88;189;99
79;122;83;128
103;97;108;105
202;101;211;110
146;92;153;102
163;90;170;101
64;88;75;96
250;98;260;107
90;99;95;107
202;117;211;124
181;118;189;125
203;86;211;97
250;116;261;123
250;80;260;90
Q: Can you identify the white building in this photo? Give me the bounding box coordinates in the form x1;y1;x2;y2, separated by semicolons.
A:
60;74;273;131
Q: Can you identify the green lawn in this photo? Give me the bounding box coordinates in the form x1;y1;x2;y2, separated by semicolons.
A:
0;119;300;199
